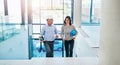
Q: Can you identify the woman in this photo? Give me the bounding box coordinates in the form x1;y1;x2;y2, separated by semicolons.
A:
60;16;78;57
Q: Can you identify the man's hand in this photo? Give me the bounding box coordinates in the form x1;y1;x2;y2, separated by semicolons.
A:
40;36;44;41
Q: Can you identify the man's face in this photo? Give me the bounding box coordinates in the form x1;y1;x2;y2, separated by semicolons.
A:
47;19;53;26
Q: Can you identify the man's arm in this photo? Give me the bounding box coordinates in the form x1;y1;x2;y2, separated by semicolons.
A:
40;26;45;41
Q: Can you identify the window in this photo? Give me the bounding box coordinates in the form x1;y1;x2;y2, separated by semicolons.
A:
32;0;72;24
7;0;21;23
82;0;101;24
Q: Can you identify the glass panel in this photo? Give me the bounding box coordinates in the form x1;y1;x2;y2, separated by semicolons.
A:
0;0;23;43
32;0;40;10
0;0;4;15
32;0;41;24
41;0;51;9
92;0;101;23
33;25;40;33
7;0;21;23
3;25;21;40
82;0;91;23
54;40;62;57
0;18;3;42
32;14;41;24
53;0;63;9
41;10;63;24
32;34;40;39
0;0;4;42
55;25;62;38
55;25;62;32
0;24;21;42
64;0;72;17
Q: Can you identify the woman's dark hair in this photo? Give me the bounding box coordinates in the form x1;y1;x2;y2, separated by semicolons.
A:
64;16;72;25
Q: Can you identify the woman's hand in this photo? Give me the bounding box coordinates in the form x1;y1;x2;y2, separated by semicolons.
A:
62;37;66;41
72;36;76;39
55;35;58;39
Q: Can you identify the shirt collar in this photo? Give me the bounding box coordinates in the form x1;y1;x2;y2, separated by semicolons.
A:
46;24;54;27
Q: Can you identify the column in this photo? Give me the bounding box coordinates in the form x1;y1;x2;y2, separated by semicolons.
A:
73;0;82;28
27;0;33;59
21;0;25;25
4;0;9;23
99;0;120;65
4;0;8;16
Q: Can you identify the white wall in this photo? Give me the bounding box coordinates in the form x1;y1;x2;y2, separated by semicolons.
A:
99;0;120;65
0;28;29;60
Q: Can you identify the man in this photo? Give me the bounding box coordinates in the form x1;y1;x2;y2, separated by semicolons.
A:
40;16;58;57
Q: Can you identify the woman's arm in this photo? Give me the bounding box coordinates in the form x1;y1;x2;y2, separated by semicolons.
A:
72;25;78;39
